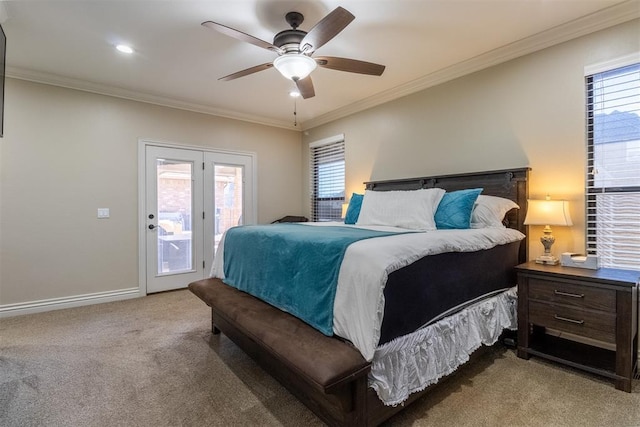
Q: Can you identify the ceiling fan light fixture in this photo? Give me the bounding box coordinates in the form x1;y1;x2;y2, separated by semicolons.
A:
273;54;317;81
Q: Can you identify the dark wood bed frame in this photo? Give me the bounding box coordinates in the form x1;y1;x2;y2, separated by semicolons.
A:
189;167;530;426
364;167;530;262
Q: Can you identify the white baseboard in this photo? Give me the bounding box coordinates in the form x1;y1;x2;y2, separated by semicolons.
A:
0;287;143;318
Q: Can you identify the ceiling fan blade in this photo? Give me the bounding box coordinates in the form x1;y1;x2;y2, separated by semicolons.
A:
219;63;274;81
202;21;282;54
299;7;354;54
295;76;315;99
315;56;385;76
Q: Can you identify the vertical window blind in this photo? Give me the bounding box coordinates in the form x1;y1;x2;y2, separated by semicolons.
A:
585;61;640;269
310;136;345;222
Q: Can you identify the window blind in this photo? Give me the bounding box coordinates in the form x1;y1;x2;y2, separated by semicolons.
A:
310;137;345;222
585;62;640;269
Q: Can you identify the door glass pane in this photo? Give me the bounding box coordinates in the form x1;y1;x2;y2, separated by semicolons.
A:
157;159;193;274
214;164;243;253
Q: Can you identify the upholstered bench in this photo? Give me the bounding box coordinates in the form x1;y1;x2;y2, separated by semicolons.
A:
188;278;372;426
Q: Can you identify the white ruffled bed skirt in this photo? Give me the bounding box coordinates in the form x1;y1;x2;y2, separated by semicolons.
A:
369;287;517;406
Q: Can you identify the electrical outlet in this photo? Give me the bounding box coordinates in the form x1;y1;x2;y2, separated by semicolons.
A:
97;208;110;219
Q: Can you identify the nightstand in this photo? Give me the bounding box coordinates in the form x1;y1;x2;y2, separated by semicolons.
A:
515;261;639;392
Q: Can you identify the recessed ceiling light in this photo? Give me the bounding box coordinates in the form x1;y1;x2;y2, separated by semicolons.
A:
116;44;134;54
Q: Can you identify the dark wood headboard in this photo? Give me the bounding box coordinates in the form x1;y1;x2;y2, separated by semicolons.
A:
364;167;530;262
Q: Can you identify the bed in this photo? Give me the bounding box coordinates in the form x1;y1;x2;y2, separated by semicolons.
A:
189;167;529;426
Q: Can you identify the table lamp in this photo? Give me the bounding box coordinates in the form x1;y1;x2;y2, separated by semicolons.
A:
524;196;572;265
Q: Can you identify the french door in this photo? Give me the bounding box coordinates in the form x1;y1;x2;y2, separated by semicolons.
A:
142;143;255;294
203;151;255;266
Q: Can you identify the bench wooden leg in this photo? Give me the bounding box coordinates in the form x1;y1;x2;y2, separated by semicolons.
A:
212;309;221;334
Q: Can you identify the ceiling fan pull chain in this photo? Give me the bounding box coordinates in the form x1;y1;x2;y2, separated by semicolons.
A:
293;97;297;127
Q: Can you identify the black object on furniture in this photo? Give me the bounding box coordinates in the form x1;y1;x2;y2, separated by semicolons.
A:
516;261;639;392
272;215;309;223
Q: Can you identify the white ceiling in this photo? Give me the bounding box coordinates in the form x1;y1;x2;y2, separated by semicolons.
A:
2;1;638;130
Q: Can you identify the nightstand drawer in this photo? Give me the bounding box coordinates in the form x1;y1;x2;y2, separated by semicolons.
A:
529;301;616;343
528;278;616;312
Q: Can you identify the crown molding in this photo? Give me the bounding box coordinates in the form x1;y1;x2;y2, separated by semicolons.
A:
301;0;640;130
6;66;298;131
6;1;639;132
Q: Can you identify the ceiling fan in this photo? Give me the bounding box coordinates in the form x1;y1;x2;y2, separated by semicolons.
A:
202;6;385;99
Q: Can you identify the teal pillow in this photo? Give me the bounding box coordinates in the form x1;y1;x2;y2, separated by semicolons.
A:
435;188;483;229
344;193;364;224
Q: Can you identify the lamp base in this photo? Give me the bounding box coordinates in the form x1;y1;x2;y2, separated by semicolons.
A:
535;255;559;265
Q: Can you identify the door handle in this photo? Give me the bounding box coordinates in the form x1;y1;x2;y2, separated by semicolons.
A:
148;224;156;230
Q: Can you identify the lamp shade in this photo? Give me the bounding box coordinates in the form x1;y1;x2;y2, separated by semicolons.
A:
524;199;573;226
273;54;317;80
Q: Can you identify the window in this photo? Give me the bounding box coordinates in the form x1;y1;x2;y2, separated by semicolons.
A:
585;60;640;269
310;135;345;221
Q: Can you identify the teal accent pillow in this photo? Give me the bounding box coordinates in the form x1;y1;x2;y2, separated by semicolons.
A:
435;188;483;229
344;193;364;224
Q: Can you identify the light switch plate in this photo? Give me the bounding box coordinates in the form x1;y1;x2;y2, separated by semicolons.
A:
97;208;110;219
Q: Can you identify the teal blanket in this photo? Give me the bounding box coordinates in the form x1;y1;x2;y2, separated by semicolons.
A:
223;224;400;335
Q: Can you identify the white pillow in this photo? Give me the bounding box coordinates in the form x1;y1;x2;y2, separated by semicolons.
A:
471;195;519;228
356;188;446;230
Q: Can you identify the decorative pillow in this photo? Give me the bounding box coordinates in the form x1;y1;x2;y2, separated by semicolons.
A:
471;195;520;228
435;188;483;229
344;193;364;224
356;188;445;230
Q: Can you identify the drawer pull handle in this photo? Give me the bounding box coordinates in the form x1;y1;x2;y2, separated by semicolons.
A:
554;290;584;298
554;315;584;325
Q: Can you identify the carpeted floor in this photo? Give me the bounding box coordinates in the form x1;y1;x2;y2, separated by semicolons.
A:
1;289;638;427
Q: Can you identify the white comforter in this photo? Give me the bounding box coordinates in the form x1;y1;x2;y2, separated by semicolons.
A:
211;222;524;361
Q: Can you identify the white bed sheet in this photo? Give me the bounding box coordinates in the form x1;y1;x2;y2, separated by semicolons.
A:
211;222;524;361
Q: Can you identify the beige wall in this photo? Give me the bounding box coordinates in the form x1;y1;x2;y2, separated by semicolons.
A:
1;20;637;308
302;20;640;260
0;79;302;305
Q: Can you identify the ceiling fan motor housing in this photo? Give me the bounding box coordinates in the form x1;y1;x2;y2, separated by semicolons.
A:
274;11;307;53
273;29;306;53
